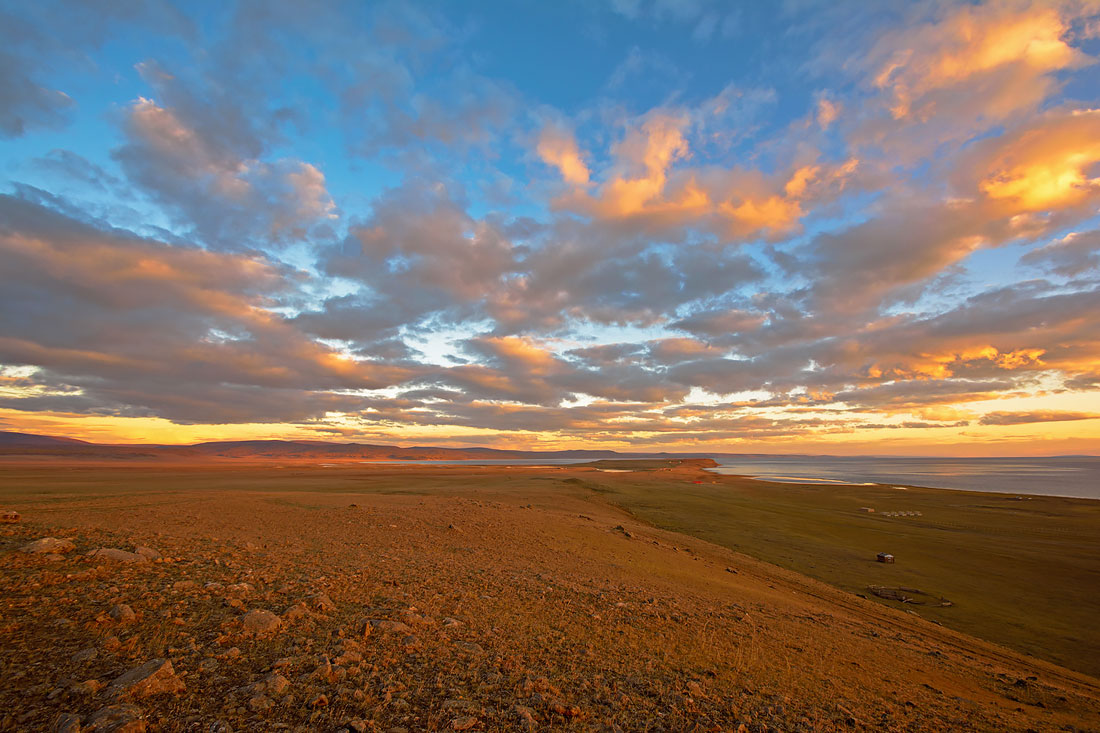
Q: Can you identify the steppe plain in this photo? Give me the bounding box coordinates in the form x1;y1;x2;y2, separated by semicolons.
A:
1;458;1099;732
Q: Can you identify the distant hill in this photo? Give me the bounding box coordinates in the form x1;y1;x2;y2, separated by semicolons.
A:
0;431;706;462
0;431;91;446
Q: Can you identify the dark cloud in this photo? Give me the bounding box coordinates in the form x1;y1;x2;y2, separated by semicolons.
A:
978;411;1100;426
1021;230;1100;278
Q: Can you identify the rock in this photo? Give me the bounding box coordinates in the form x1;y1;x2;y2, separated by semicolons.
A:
1;509;19;523
72;679;106;695
241;609;282;636
442;617;464;628
87;548;149;564
109;604;136;624
171;580;197;591
263;672;291;696
248;695;273;712
309;592;336;612
133;547;161;561
443;700;478;711
363;618;412;636
548;699;582;718
450;716;478;731
225;583;253;594
308;693;329;708
85;704;146;732
21;537;76;554
54;712;82;732
108;658;186;699
282;603;311;621
208;722;232;733
72;647;98;664
345;719;369;733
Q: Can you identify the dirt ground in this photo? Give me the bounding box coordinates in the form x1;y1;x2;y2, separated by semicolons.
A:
2;460;1098;732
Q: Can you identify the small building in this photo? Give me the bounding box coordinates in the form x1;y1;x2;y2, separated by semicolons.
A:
876;552;895;564
859;507;875;513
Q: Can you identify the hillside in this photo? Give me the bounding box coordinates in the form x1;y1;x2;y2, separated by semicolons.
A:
1;460;1097;731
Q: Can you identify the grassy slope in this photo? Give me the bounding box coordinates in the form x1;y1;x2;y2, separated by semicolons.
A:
582;468;1100;677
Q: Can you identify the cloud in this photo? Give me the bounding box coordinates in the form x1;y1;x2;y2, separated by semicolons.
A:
979;410;1100;426
867;1;1093;123
0;194;417;423
537;125;591;187
1021;230;1100;276
974;108;1100;214
543;108;857;242
113;97;336;249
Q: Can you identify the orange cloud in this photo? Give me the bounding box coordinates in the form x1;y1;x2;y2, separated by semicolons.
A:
537;126;590;187
816;98;840;128
594;113;693;217
978;109;1100;211
542;111;857;240
867;346;1046;380
871;1;1093;121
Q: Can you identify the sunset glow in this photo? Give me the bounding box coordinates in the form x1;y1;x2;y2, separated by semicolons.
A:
1;0;1099;454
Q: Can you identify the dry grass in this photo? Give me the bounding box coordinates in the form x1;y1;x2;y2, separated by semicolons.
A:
0;460;1098;731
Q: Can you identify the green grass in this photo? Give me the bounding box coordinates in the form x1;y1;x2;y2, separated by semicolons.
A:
591;474;1100;677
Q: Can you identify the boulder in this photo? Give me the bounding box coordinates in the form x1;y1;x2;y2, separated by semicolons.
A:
108;604;136;624
108;659;185;699
87;548;149;564
54;713;82;733
133;547;161;561
241;609;282;637
1;509;19;523
21;537;75;554
85;704;147;732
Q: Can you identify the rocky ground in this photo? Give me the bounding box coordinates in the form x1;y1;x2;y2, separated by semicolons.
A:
1;462;1099;731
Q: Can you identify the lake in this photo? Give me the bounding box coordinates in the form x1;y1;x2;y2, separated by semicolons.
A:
706;455;1100;499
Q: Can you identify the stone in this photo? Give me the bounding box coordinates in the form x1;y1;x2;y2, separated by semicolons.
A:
282;603;311;622
87;548;149;564
72;679;105;695
263;672;290;696
54;712;82;733
1;509;19;523
308;693;329;708
109;604;136;624
133;547;161;561
345;719;369;733
548;699;582;718
108;659;186;699
72;647;98;664
248;695;273;712
85;704;146;732
241;609;282;637
309;592;336;612
363;618;412;636
450;716;478;731
21;537;76;554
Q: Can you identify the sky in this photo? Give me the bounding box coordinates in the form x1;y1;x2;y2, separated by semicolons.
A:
1;0;1100;455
